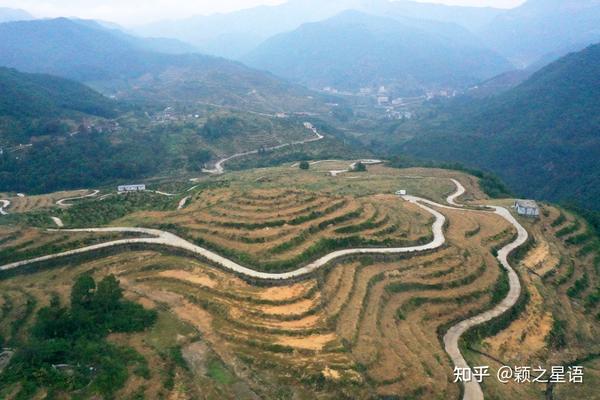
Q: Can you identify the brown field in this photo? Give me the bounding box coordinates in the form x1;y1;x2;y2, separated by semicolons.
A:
0;190;90;213
1;166;599;399
466;204;600;400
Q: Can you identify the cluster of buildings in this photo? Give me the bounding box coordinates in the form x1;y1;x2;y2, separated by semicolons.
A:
153;107;202;124
74;120;120;136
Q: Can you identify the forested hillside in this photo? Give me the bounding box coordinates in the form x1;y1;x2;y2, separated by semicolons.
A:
0;18;322;113
396;43;600;209
0;67;119;145
0;67;117;120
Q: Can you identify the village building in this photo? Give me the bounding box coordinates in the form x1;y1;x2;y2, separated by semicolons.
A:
514;199;540;217
377;96;389;105
118;184;146;193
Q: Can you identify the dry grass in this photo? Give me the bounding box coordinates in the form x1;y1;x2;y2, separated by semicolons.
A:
2;167;599;399
0;190;89;213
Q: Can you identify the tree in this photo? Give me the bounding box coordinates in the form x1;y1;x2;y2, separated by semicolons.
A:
95;275;123;313
71;274;96;310
188;149;212;170
299;161;310;170
353;162;367;172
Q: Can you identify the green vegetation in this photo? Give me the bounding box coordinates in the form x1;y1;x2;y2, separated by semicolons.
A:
57;192;176;227
206;358;234;385
394;43;600;209
546;318;568;350
387;156;513;199
0;129;169;194
0;67;119;142
299;161;310;170
0;274;156;398
353;162;367;172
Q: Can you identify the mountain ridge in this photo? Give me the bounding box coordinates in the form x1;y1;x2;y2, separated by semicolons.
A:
396;43;600;209
0;18;322;112
243;10;512;92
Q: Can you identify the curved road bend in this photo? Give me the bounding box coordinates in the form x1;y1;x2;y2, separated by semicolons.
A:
0;199;445;281
0;178;528;400
435;179;528;400
203;123;324;175
56;190;100;207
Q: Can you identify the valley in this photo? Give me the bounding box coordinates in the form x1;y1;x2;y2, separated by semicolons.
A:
1;1;599;399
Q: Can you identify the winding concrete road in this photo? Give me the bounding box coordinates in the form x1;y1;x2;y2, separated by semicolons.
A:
0;197;445;281
438;179;528;400
56;190;100;207
202;123;324;175
290;159;384;176
0;200;10;216
0;177;528;400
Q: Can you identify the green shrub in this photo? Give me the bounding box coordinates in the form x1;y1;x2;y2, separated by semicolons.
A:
299;161;310;170
0;274;157;398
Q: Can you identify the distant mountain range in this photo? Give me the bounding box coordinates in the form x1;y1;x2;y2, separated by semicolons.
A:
136;0;504;59
479;0;600;67
0;7;32;23
396;43;600;209
137;0;600;74
243;11;512;92
0;18;320;112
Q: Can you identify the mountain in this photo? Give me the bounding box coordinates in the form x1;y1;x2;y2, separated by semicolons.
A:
479;0;600;67
397;43;600;209
371;0;503;32
242;11;512;93
0;7;32;23
136;0;504;59
0;67;119;148
0;18;320;112
0;67;117;121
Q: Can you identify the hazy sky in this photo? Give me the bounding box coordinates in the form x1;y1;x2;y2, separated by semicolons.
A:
0;0;526;25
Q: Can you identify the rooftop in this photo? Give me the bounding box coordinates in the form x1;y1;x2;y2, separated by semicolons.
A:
515;199;539;208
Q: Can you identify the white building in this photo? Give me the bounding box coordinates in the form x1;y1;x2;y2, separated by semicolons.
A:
395;190;407;196
377;96;389;105
514;200;540;217
118;184;146;193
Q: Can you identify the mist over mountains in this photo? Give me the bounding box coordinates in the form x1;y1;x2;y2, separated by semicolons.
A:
242;10;512;92
0;0;599;209
0;18;320;112
0;7;32;23
480;0;600;67
136;0;505;59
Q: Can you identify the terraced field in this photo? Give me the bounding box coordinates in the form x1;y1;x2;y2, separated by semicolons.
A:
120;188;433;272
0;190;89;213
0;226;153;267
1;164;599;399
465;205;600;400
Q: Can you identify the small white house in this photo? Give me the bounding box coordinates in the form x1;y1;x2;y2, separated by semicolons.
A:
118;184;146;193
514;199;540;217
395;190;407;196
